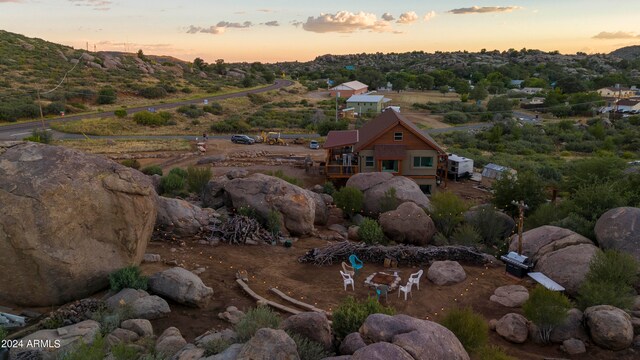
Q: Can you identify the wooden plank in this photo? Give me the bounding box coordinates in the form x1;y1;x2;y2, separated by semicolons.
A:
236;279;301;315
269;288;332;317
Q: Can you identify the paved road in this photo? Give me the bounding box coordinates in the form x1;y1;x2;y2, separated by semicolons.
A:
0;79;294;140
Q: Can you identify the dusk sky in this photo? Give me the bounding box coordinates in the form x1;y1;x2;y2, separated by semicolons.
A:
1;0;639;63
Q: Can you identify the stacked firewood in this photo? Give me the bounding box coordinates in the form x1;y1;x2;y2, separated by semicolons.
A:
208;215;279;245
298;241;493;266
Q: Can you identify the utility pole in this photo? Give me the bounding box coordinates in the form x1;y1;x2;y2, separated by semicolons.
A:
335;91;339;121
36;88;45;128
511;200;529;255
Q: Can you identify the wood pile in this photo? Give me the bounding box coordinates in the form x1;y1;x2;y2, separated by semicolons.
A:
208;215;280;245
298;241;493;266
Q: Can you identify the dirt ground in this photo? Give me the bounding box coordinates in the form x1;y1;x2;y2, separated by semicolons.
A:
141;236;630;360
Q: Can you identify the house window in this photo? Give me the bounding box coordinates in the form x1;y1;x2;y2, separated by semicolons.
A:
419;184;432;195
365;156;374;167
413;156;434;168
394;132;403;141
381;160;399;173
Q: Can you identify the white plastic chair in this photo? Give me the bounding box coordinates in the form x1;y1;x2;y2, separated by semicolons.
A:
340;270;354;291
341;262;355;277
409;270;424;290
398;281;413;300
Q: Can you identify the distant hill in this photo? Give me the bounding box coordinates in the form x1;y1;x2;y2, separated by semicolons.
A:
610;45;640;60
0;30;270;122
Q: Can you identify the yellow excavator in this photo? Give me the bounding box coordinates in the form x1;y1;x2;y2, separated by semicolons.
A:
259;131;287;145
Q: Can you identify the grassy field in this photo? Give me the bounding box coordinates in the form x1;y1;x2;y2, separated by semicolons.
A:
54;139;191;154
388;90;461;109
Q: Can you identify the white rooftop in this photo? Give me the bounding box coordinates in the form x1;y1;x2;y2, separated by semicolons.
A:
448;154;472;162
331;80;368;91
347;94;386;103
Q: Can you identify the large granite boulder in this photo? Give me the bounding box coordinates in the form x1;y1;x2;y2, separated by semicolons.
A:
379;202;436;245
106;289;171;320
148;267;213;308
595;207;640;262
489;285;529;308
340;332;366;355
496;313;529;344
535;244;599;296
359;314;469;360
550;308;589;343
346;173;431;217
352;342;413;360
307;190;329;226
9;320;101;360
156;196;216;236
508;225;593;262
224;173;316;235
427;261;466;286
202;176;229;209
281;312;332;350
155;327;187;358
236;328;299;360
0;141;157;306
584;305;634;350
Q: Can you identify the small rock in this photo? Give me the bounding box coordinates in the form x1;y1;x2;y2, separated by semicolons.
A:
427;260;467;285
218;306;245;324
155;327;187;358
490;285;529;307
488;319;497;331
192;267;206;275
562;338;586;355
143;254;161;263
496;313;529;343
109;328;140;343
121;319;154;338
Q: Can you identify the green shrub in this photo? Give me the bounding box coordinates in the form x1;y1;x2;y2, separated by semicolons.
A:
449;224;482;247
203;338;231;357
141;165;163;176
110;342;139;360
186;166;212;195
168;167;188;178
160;173;186;195
358;218;386;245
177;104;205;118
58;334;106;360
266;169;302;187
235;306;281;342
429;191;468;237
0;326;7;343
92;303;133;336
287;332;332;360
474;345;515;360
443;111;469;124
465;205;509;248
108;266;148;292
120;159;140;170
42;313;65;329
525;203;568;230
333;186;363;218
97;87;117;105
203;102;223;115
317;120;349;136
492;172;547;216
522;286;572;343
138;86;167;99
332;296;395;340
237;206;258;219
432;232;449;246
379;187;399;213
23;128;53;144
266;210;282;236
441;307;488;352
133;111;170;126
577;250;639;310
114;109;127;118
322;181;336;195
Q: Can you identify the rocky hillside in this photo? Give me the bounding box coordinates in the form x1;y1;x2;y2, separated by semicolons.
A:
610;45;640;61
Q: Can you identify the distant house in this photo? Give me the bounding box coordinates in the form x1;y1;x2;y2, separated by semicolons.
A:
329;81;368;98
346;94;391;115
481;163;516;188
616;98;640;113
323;109;448;194
510;80;525;88
521;87;543;95
597;86;636;98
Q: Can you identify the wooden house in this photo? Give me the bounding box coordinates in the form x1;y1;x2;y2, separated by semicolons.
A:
323;110;448;194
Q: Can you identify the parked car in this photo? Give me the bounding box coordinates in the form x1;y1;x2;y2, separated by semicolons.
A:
309;140;320;149
231;134;255;144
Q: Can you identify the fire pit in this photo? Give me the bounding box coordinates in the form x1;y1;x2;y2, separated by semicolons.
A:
364;272;402;292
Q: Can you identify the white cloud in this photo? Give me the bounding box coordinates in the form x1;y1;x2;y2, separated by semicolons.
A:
302;11;392;33
264;21;279;27
68;0;111;10
397;11;418;24
593;31;640;40
448;6;521;15
381;12;394;21
186;21;253;35
423;11;436;21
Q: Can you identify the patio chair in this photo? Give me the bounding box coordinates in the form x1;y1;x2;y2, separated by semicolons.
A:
341;262;355;277
376;284;389;302
398;281;413;301
340;270;355;291
408;269;424;290
349;254;363;274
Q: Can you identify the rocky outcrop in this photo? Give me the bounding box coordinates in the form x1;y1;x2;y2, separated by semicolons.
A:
379;202;436;245
120;319;154;338
359;314;469;360
351;342;413;360
236;328;299;360
224;173;316;235
148;267;213;308
595;207;640;262
156;327;187;358
340;332;366;355
427;261;466;285
0;141;157;306
307;191;329;226
561;338;586;355
496;313;529;343
535;243;599;296
584;305;634;350
282;312;332;350
9;320;101;360
489;285;529;308
550;308;589;343
346;173;431;217
202;176;229;209
508;225;593;261
156;196;217;236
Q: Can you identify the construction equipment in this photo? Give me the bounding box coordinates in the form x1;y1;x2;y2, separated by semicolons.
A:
260;131;287;145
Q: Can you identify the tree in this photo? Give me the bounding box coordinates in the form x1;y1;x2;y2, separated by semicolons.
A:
469;85;488;102
438;85;449;96
523;286;572;343
392;78;407;92
429;191;468;237
136;49;147;62
193;57;207;71
414;74;434;91
454;79;471;95
487;96;513;113
492;171;547;215
213;59;226;75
